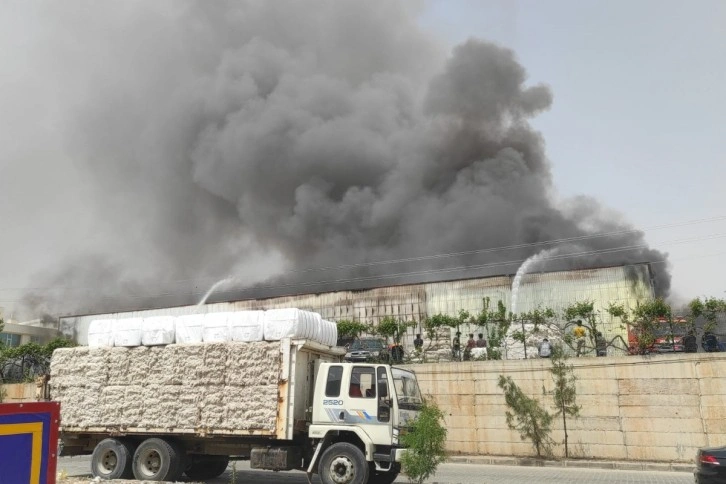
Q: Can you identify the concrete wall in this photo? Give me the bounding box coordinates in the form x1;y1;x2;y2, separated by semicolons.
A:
412;352;726;463
1;382;37;402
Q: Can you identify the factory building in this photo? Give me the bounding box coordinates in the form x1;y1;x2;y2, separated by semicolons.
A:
60;263;654;358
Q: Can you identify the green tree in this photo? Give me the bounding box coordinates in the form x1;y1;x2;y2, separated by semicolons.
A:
335;320;370;341
624;298;672;355
498;375;553;457
512;307;556;358
689;297;726;334
0;337;75;383
474;298;511;360
546;344;580;457
374;316;416;345
400;400;448;484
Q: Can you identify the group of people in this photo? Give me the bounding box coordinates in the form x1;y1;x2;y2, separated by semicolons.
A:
412;322;724;360
538;321;607;358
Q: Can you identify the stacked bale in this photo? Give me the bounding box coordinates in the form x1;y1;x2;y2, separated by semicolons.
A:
50;341;281;434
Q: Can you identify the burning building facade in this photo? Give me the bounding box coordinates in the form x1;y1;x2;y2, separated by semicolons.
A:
60;262;655;358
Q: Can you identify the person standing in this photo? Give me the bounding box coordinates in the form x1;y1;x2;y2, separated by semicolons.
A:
452;332;462;360
464;333;476;361
538;338;552;358
573;321;587;357
413;333;424;351
476;333;487;348
595;331;607;357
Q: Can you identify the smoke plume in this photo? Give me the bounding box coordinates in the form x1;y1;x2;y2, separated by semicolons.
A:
5;0;669;317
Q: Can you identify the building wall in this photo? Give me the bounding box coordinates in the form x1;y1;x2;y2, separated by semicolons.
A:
60;264;654;351
411;352;725;462
0;322;60;347
1;383;37;402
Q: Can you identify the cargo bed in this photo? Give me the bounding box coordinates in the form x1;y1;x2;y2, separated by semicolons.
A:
51;338;344;442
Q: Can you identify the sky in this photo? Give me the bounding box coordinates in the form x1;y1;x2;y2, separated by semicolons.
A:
0;1;723;320
420;0;726;303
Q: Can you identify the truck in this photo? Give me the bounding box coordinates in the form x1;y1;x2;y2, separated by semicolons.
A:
627;316;690;354
50;336;422;484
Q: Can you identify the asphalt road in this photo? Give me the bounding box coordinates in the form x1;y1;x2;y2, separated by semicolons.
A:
58;456;694;484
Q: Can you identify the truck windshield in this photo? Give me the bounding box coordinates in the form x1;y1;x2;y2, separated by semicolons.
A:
392;368;423;410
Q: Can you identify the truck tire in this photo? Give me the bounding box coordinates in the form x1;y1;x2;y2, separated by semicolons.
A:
319;442;369;484
185;456;229;480
132;437;185;481
91;438;136;480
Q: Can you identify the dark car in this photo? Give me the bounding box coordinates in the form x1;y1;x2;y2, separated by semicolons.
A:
695;446;726;483
344;338;388;362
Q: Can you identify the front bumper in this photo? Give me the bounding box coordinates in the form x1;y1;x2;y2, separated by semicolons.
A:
393;448;408;462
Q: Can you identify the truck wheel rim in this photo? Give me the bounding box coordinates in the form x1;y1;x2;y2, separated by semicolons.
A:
138;449;162;477
97;450;118;475
329;456;355;483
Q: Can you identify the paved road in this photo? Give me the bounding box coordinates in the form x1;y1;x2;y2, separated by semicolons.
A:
59;456;694;484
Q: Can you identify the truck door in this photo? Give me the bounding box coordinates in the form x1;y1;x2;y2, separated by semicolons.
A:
344;365;392;445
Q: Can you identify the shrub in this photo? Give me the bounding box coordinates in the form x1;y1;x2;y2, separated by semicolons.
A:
400;400;447;484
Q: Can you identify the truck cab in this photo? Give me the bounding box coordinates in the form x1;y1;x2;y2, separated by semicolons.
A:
308;362;422;484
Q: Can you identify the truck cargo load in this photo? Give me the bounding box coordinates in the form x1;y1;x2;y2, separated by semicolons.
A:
52;338;338;439
51;308;420;483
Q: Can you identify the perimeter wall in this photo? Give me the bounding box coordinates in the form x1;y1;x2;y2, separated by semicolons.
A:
7;352;725;462
411;352;726;462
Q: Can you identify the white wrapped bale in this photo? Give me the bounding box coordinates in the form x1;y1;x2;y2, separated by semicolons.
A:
142;316;176;346
329;320;339;346
263;308;319;341
203;312;230;342
229;311;264;342
114;318;143;347
175;314;204;343
322;320;338;347
88;319;115;347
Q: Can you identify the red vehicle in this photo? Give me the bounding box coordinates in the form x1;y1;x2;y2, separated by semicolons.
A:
628;317;689;354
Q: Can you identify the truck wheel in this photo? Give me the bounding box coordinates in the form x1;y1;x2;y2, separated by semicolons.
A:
132;437;185;481
319;442;369;484
185;456;229;479
91;438;136;480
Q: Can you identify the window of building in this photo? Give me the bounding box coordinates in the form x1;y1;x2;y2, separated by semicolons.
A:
0;333;21;347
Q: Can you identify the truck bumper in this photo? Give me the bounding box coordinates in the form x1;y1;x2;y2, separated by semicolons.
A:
393;448;407;462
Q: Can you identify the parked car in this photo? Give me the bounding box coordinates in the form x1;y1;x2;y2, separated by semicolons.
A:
344;337;388;362
695;446;726;483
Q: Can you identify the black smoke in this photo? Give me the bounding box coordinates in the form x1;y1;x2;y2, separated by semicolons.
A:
13;0;669;317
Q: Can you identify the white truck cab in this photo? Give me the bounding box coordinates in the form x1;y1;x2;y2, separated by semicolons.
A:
308;363;422;484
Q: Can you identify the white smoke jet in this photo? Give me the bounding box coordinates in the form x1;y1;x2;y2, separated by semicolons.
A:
198;276;236;306
510;249;557;316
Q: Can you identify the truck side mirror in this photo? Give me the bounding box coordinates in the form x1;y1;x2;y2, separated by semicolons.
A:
377;379;388;398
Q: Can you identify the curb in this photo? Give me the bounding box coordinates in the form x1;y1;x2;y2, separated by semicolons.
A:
446;455;694;473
